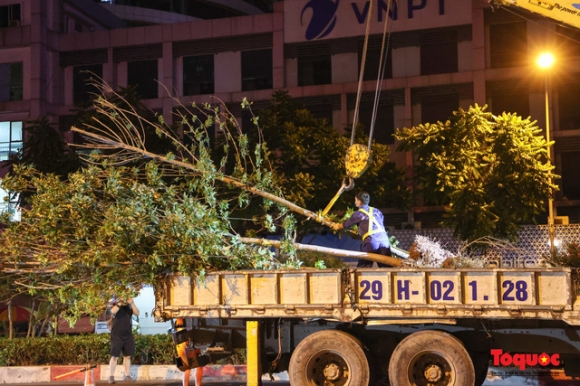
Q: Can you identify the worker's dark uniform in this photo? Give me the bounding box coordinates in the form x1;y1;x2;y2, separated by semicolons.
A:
110;304;135;357
343;204;392;268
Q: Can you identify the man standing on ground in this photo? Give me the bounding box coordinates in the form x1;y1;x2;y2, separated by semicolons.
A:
334;191;393;268
108;297;140;383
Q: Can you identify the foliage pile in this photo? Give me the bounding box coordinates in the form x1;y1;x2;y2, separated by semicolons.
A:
553;242;580;267
405;235;455;267
406;235;500;268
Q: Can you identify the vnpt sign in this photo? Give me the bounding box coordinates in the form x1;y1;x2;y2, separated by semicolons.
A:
300;0;447;40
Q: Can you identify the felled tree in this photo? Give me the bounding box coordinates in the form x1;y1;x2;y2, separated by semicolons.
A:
0;83;399;321
395;104;557;242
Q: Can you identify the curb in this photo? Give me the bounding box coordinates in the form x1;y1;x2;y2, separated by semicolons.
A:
0;364;290;384
1;366;579;385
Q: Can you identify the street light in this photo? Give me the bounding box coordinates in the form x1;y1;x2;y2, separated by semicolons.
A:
537;52;555;256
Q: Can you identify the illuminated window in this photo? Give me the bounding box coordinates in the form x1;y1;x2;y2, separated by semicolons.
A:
0;189;20;222
0;121;22;161
0;62;23;102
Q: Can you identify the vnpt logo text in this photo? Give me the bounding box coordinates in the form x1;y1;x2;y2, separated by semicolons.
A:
300;0;446;40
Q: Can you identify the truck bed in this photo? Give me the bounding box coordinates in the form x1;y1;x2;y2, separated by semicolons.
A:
154;268;580;325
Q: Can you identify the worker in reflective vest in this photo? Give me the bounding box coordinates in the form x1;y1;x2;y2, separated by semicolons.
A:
336;191;392;268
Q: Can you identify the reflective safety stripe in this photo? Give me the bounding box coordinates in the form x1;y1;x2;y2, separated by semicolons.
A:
358;207;385;240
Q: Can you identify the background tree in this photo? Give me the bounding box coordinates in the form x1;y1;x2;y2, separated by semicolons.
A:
1;117;82;337
249;91;411;217
395;104;557;242
5;117;82;206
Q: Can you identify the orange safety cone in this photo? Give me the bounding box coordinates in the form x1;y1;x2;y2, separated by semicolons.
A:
84;366;95;386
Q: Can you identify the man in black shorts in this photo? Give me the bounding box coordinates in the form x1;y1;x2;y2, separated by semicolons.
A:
108;297;140;383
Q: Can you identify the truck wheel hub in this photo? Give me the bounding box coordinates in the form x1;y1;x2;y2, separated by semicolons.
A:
323;363;341;380
424;364;442;382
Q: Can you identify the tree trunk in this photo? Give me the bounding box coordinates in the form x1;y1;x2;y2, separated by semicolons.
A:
241;237;403;267
27;299;36;338
8;299;13;339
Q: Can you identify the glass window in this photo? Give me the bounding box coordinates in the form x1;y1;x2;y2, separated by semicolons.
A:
491;92;529;118
421;95;459;124
127;60;158;99
242;49;273;91
0;121;23;161
558;84;580;130
561;152;580;200
73;64;103;105
359;47;392;81
489;22;527;69
183;54;214;95
0;62;23;102
241;109;256;134
421;41;458;75
0;4;21;28
358;104;395;144
298;55;331;86
0;188;20;222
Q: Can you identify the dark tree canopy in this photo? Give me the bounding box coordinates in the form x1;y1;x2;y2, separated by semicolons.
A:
252;91;411;212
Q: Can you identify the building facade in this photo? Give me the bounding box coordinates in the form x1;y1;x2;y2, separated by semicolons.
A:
1;0;579;228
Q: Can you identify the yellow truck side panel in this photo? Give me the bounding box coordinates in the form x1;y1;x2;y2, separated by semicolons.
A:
156;268;580;325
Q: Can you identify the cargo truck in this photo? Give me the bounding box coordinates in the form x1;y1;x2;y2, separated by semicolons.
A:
154;266;580;385
153;2;580;384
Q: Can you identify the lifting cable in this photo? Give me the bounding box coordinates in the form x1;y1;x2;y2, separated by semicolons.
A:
322;0;395;217
369;0;395;149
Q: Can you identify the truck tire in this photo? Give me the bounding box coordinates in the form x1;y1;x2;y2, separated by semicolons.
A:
388;330;475;386
289;329;370;385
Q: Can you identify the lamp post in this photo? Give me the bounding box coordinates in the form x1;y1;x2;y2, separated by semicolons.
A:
537;52;555;256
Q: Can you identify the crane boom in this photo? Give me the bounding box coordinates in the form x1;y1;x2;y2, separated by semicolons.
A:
492;0;580;29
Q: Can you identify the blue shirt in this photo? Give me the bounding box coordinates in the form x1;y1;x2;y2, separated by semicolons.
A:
343;205;390;252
